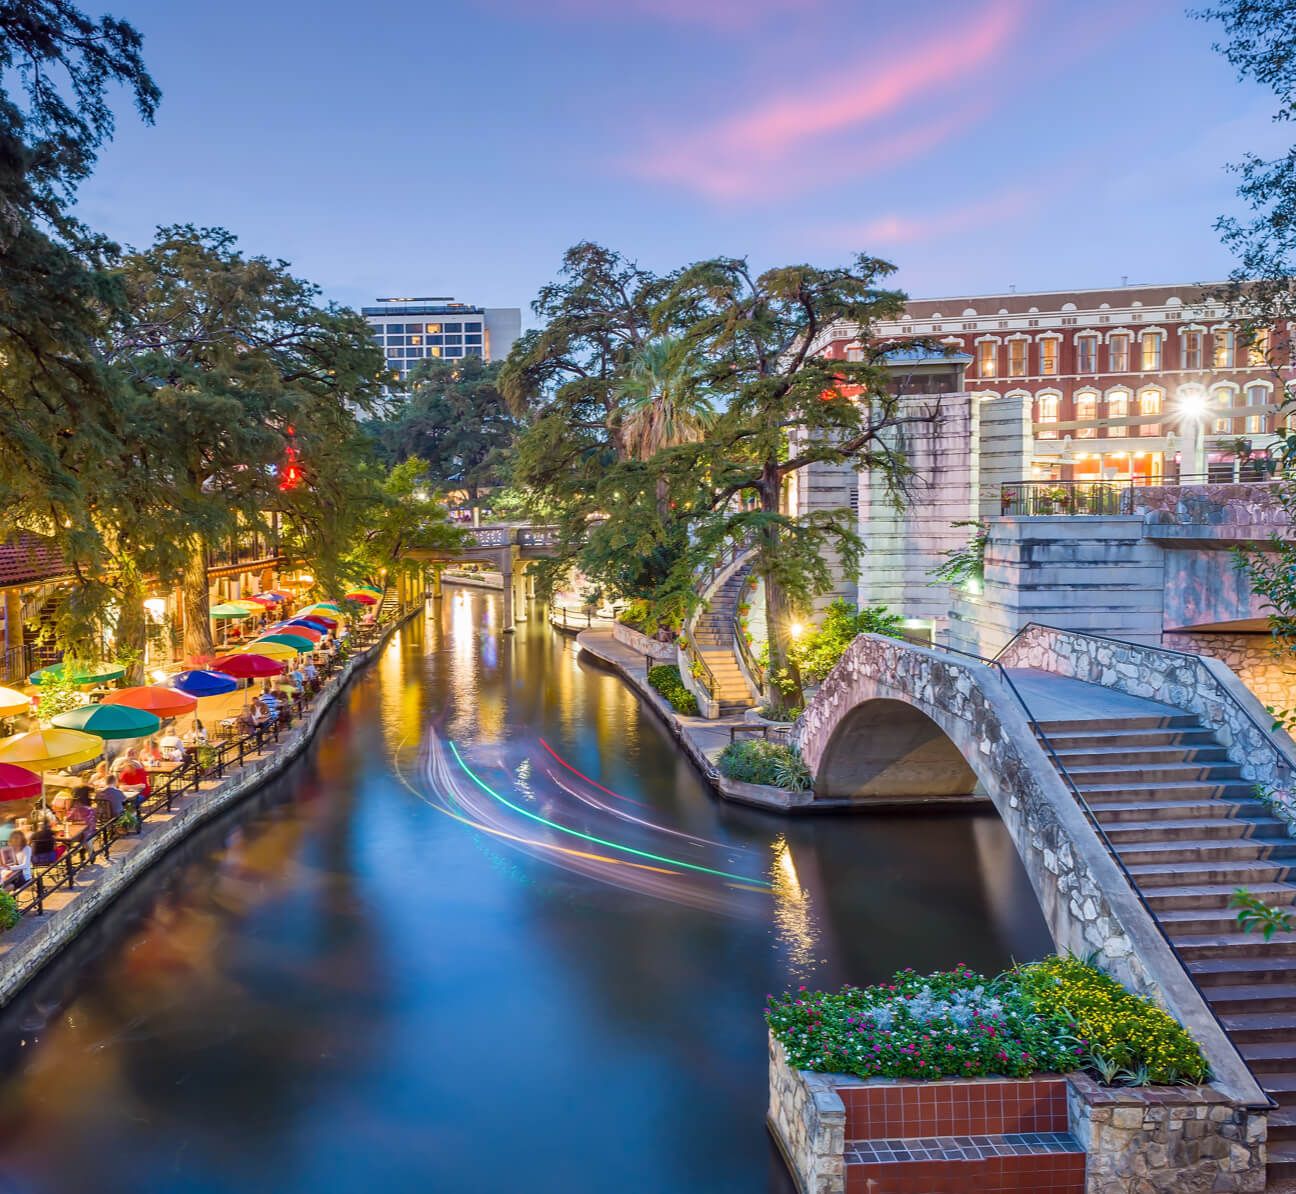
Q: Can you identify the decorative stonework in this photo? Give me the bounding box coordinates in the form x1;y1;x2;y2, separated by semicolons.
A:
611;621;675;660
1164;629;1295;713
1131;482;1288;535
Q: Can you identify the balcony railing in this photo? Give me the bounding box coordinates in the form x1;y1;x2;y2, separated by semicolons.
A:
1001;468;1279;516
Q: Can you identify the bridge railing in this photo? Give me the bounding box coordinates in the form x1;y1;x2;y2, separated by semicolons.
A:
460;524;562;549
896;631;1273;1109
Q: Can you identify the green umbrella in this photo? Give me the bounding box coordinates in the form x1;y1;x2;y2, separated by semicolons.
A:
255;633;315;653
210;602;254;619
51;703;161;740
29;661;126;686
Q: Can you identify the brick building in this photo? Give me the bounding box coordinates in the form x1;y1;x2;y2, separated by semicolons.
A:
821;282;1289;490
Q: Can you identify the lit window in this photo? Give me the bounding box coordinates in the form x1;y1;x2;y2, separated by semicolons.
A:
1040;338;1058;375
1037;394;1059;438
1075;391;1097;437
1009;339;1027;377
430;346;442;357
1138;388;1162;436
978;341;997;378
1077;335;1097;373
1214;328;1235;368
1107;389;1130;421
409;335;422;345
428;324;441;334
1246;328;1269;366
1182;330;1203;370
1247;413;1266;433
1212;388;1235;434
1141;332;1162;370
1109;334;1130;372
1247;382;1270;407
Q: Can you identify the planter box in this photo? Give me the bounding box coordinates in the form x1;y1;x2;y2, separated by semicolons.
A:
612;622;676;661
768;1033;1265;1194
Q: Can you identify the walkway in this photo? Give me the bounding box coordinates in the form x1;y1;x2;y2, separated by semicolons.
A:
1005;668;1185;723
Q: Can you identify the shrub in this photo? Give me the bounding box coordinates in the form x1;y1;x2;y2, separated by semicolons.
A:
647;665;699;715
718;739;813;790
793;600;904;686
757;702;804;723
767;956;1208;1086
0;890;19;932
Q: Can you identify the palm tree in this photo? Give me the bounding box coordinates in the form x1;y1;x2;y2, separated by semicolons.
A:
617;337;714;461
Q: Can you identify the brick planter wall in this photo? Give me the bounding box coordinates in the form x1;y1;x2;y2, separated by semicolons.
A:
770;1034;1267;1194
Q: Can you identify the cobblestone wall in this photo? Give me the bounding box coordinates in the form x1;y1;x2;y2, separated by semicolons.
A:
768;1035;847;1194
1163;630;1295;712
1067;1074;1265;1194
1130;481;1287;531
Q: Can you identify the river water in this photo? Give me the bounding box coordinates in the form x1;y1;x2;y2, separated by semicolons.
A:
0;588;1051;1194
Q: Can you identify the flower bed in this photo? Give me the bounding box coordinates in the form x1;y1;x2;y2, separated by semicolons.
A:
647;664;699;715
766;955;1208;1086
718;739;812;790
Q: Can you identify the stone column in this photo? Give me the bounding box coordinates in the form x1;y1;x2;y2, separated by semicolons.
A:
513;564;529;623
432;566;443;600
500;549;516;634
4;590;22;652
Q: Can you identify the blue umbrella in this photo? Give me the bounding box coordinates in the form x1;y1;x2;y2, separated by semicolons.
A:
170;669;239;698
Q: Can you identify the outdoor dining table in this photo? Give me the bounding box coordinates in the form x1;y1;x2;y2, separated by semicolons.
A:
43;772;85;790
142;759;182;773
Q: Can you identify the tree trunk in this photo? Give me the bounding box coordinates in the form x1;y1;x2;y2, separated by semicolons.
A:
655;476;669;520
182;539;214;661
759;467;805;714
115;568;148;685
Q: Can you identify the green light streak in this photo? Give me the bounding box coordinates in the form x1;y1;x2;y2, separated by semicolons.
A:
448;740;770;888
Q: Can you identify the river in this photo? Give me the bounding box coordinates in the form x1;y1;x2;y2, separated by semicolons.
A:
0;588;1052;1194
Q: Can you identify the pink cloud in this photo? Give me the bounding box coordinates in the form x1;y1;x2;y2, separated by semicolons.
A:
835;189;1034;246
625;0;1027;200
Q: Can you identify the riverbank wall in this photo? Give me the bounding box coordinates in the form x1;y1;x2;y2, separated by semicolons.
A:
0;605;422;1010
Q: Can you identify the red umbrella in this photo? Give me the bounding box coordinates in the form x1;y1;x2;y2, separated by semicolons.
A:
215;653;286;679
270;623;322;642
103;685;198;718
0;763;41;804
247;593;278;606
346;593;378;606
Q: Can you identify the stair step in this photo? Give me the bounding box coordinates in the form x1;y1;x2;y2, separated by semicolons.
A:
1101;817;1289;843
1062;764;1243;785
1187;955;1296;985
1036;714;1199;732
1076;781;1260;803
1046;728;1221;750
1205;983;1296;1013
1172;930;1296;960
1051;745;1231;767
1220;1011;1296;1042
1116;839;1296;865
1143;881;1296;912
1092;799;1274;822
1161;905;1296;935
1125;860;1291;888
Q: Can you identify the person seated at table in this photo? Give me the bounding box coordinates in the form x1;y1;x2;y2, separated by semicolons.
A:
2;829;32;890
304;658;319;686
140;737;165;765
234;705;255;733
29;817;56;866
288;665;305;691
98;779;126;820
183;717;209;747
87;760;112;789
158;723;185;761
66;787;97;854
115;748;151;796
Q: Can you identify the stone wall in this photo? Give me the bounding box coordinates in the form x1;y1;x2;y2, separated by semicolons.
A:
768;1035;847;1194
1131;482;1287;538
999;625;1296;814
1164;630;1296;712
1067;1073;1265;1194
792;634;1263;1104
611;621;676;661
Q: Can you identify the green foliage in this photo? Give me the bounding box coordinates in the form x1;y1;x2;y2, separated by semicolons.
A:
930;520;989;589
792;599;904;686
1231;887;1294;940
718;739;812;790
1238;480;1296;730
33;670;84;722
647;664;699;715
768;955;1209;1086
0;890;19;932
757;702;803;723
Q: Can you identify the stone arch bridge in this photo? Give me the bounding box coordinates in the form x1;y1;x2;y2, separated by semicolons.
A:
792;628;1289;1114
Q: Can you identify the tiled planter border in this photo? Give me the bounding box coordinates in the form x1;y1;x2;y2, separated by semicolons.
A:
768;1033;1266;1194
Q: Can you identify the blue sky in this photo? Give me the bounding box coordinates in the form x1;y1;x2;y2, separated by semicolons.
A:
73;0;1290;324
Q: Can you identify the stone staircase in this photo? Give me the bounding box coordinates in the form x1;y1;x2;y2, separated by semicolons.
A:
1036;708;1296;1185
690;567;755;717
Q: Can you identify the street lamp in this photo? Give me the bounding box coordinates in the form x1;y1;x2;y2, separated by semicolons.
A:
1177;385;1208;482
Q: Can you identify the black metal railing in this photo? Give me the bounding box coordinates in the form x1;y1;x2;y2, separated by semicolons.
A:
890;631;1271;1108
5;606;408;922
1001;471;1279;517
733;623;766;699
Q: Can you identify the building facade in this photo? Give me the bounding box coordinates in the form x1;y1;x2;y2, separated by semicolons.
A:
362;298;522;381
820;283;1289;511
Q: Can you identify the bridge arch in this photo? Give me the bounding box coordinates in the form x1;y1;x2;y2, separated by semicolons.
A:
814;697;978;802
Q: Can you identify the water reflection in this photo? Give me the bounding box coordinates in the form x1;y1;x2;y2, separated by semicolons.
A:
0;586;1053;1194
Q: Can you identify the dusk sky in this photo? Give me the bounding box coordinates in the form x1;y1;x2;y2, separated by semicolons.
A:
74;0;1289;323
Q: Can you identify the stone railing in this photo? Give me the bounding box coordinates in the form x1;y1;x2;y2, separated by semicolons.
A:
999;624;1296;828
793;633;1267;1107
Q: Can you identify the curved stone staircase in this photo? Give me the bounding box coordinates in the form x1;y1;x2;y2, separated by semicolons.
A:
1036;703;1296;1184
689;565;756;717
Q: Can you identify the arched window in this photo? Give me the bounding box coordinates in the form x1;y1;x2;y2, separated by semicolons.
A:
1182;329;1204;370
1138;387;1162;437
1106;388;1131;421
1141;331;1163;371
977;340;998;378
1037;393;1060;439
1075;390;1098;438
1008;338;1028;377
1039;336;1060;376
1214;327;1235;368
1076;335;1098;373
1108;333;1130;372
1246;382;1272;434
1211;385;1238;435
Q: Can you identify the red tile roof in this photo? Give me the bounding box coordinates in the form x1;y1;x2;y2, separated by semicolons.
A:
0;534;68;588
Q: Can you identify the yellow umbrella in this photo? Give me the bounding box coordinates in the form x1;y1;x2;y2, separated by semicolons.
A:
0;728;102;772
0;687;31;717
235;642;297;660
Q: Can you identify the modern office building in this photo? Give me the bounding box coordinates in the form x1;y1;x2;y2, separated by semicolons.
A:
361;297;521;381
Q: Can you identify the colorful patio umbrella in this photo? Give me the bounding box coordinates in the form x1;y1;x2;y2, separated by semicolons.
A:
29;661;125;686
255;633;315;653
0;728;101;772
0;687;31;717
294;614;336;629
210;603;254;619
215;654;286;679
265;590;292;600
102;685;197;718
345;592;378;605
302;602;343;613
52;703;161;740
246;593;278;606
170;669;239;698
278;623;322;641
238;641;296;661
0;763;41;803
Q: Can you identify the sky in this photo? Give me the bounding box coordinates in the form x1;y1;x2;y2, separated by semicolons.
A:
71;0;1292;325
